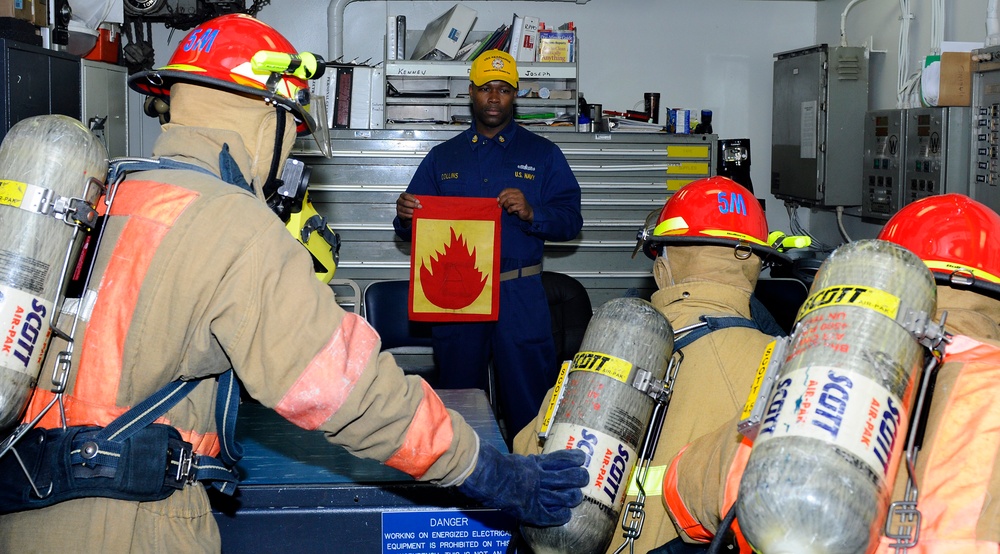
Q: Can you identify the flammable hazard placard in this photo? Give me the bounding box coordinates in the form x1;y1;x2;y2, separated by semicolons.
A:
409;196;501;322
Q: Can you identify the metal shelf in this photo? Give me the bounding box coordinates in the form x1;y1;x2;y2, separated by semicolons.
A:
383;31;579;131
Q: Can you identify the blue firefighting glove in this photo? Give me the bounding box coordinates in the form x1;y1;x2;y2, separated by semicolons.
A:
457;442;588;527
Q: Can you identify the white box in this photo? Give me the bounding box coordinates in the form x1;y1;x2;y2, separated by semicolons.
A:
386;16;398;60
410;4;478;61
350;66;373;129
516;16;540;63
370;66;385;129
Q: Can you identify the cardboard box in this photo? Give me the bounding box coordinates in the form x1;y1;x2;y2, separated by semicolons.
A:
938;51;972;107
0;0;34;23
410;4;477;61
31;0;46;27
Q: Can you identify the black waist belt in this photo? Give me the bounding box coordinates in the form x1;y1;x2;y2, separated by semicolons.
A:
499;263;542;281
0;371;243;514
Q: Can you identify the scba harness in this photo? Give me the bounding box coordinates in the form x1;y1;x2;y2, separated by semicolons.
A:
0;153;258;514
671;295;788;353
0;371;242;513
643;296;787;554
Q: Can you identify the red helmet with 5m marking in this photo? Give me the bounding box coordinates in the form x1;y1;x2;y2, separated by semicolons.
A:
128;13;316;136
638;176;794;264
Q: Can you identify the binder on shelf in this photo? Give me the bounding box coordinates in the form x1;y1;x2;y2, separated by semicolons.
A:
494;28;511;54
386;15;406;60
510;15;539;62
515;15;540;62
349;66;373;129
396;16;407;59
386;16;397;60
507;14;523;59
370;65;385;129
331;66;354;129
483;24;509;53
410;3;478;60
322;63;385;130
455;37;483;61
466;23;504;61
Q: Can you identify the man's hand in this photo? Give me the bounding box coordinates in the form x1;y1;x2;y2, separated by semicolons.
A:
396;192;422;228
498;188;534;222
457;443;588;527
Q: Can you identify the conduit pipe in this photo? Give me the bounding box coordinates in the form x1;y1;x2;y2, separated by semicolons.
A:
327;0;592;60
988;0;1000;47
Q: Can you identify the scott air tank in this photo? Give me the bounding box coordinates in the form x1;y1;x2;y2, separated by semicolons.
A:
736;239;936;554
522;297;673;554
0;115;108;433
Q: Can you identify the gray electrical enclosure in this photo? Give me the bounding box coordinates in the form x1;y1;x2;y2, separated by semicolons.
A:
903;107;970;206
971;45;1000;213
861;109;905;221
771;45;869;206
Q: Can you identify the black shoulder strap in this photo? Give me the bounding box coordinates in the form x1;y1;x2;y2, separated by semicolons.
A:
69;370;243;495
673;298;788;353
673;316;761;353
108;145;252;194
750;294;788;338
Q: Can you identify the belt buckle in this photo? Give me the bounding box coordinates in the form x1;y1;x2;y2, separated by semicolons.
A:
175;447;196;485
884;500;920;551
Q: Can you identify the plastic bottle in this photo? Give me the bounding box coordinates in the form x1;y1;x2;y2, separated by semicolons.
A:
736;239;936;554
693;110;713;134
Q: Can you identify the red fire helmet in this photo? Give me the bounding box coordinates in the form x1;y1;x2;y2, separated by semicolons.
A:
878;193;1000;296
128;14;315;135
639;176;789;264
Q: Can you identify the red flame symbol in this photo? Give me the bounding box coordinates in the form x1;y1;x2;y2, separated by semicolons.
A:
420;228;488;309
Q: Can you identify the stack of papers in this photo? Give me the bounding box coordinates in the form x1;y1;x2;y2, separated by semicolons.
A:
607;118;666;133
516;113;575;126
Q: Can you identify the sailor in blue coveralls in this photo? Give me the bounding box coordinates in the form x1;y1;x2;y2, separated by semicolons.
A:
393;49;583;441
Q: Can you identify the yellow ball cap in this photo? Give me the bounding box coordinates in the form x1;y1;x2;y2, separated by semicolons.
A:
470;50;518;88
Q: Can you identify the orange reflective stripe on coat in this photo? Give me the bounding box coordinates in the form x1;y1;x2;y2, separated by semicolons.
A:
664;444;713;542
877;335;1000;553
384;380;454;479
721;437;753;553
21;181;220;455
274;312;380;430
664;438;753;551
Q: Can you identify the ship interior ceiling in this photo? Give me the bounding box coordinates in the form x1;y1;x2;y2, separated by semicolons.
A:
0;0;996;552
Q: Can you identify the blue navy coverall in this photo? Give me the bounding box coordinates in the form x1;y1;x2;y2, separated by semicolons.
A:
393;120;583;438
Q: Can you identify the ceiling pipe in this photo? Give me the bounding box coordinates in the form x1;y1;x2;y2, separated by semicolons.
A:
327;0;591;60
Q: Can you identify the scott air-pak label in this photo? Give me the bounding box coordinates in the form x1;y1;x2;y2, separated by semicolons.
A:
755;365;907;485
796;284;901;321
570;351;634;384
1;284;52;377
546;423;636;511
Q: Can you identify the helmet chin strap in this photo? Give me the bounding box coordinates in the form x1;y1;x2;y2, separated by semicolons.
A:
261;105;286;201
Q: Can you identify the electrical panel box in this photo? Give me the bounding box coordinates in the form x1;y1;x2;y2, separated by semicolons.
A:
861;109;905;221
771;45;869;207
971;46;1000;213
903;107;971;207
